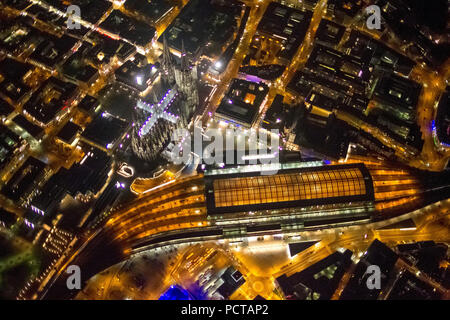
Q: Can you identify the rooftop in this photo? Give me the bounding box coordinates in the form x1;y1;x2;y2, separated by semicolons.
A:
216;267;246;299
262;94;288;130
30;34;78;68
62;45;99;84
81;112;129;151
160;0;242;57
341;239;398;300
0;125;21;169
205;163;374;214
124;0;175;24
72;0;112;24
0;58;32;103
315;19;346;47
1;157;46;202
77;95;100;114
257;2;312;61
12;114;44;138
277;249;352;300
306;44;369;86
343;30;415;76
99;10;156;48
56;121;81;144
23;77;78;126
0;98;14;118
371;73;422;123
115;60;159;92
216;79;269;127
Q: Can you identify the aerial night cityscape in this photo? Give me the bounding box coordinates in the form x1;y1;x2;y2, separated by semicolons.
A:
0;0;449;307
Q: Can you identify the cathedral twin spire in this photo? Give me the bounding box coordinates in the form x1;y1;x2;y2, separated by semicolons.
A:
162;35;175;84
161;36;190;85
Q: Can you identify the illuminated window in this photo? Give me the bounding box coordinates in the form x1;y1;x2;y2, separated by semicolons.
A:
244;93;256;105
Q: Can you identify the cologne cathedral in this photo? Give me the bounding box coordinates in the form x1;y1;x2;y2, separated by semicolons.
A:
131;37;199;162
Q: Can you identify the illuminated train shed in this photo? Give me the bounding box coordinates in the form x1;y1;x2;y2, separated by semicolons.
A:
38;160;450;300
